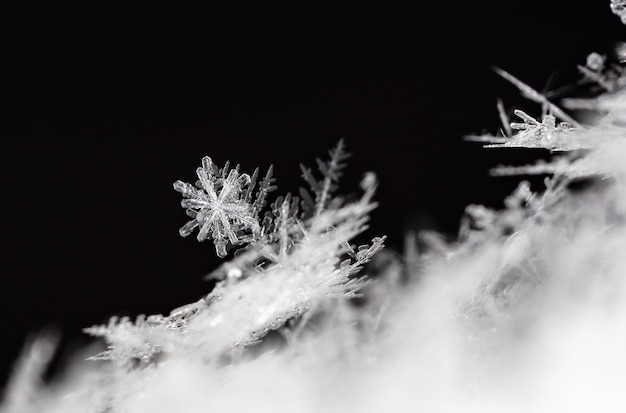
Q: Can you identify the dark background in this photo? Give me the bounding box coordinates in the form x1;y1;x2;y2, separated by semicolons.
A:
2;1;624;387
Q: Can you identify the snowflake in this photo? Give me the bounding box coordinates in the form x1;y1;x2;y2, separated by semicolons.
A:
511;110;562;141
483;109;578;150
173;156;260;257
575;50;626;93
611;0;626;24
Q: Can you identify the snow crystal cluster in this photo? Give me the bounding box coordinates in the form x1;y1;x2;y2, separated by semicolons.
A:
4;3;626;413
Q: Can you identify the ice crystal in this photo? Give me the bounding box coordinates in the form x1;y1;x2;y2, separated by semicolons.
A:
489;60;626;178
8;3;626;413
575;52;626;93
467;69;589;151
469;109;583;151
494;67;582;128
299;138;350;218
0;333;59;413
173;157;268;257
79;142;383;369
611;0;626;23
502;110;576;149
587;52;606;71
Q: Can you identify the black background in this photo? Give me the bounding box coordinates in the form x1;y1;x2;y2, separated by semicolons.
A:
2;1;624;387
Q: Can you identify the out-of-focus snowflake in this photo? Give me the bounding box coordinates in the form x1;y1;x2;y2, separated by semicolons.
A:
173;157;261;257
575;51;626;93
611;0;626;23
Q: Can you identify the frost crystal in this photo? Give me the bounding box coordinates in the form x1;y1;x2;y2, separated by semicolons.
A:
494;67;581;128
173;157;262;257
478;109;581;151
78;141;384;376
9;4;626;413
509;110;573;147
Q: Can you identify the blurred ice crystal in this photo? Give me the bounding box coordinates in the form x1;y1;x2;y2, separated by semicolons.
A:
586;52;605;71
611;0;626;23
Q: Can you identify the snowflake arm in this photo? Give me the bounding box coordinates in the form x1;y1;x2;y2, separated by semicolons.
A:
299;139;351;218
